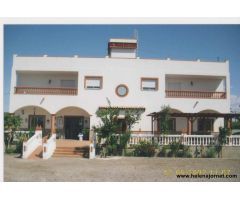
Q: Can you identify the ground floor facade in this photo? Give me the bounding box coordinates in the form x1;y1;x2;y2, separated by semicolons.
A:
14;106;90;139
12;103;238;139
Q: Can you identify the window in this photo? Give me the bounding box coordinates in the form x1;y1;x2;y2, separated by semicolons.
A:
115;84;129;97
197;118;214;132
141;78;158;91
84;76;103;89
60;80;76;88
158;118;176;132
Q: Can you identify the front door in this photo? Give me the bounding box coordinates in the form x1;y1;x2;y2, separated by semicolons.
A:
28;115;45;130
64;116;84;139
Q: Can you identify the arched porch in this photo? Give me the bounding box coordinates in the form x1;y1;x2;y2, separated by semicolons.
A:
14;105;51;134
148;108;238;135
54;106;91;140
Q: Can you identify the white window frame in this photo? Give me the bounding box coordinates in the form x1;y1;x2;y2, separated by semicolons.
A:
84;76;103;90
141;78;158;91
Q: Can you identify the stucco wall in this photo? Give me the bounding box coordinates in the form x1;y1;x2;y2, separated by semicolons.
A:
9;56;230;132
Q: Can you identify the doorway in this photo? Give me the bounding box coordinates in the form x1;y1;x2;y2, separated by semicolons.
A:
64;116;84;139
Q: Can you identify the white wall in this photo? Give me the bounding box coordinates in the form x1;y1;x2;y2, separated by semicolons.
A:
110;49;136;58
9;56;230;132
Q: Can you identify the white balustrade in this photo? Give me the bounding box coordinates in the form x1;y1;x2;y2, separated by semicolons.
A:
128;134;220;146
43;134;56;159
225;136;240;146
89;143;96;159
182;135;215;146
22;130;42;159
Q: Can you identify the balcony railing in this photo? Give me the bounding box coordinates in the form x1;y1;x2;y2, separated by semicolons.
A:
166;90;226;99
15;86;78;96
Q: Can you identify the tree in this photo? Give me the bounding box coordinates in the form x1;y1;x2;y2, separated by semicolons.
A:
159;105;171;135
4;113;22;150
93;104;141;156
215;127;228;158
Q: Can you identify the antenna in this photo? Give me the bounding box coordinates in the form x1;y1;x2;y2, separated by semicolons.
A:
133;29;138;40
133;29;138;57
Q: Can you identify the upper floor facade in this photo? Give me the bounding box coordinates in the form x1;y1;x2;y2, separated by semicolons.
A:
9;54;230;114
9;38;231;132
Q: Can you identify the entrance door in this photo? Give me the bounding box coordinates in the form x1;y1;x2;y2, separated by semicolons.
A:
29;115;45;130
64;116;84;139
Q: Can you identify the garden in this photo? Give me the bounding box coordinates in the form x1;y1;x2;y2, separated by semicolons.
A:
93;105;234;159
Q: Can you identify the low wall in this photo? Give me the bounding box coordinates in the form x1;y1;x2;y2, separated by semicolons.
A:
184;146;240;159
222;146;240;159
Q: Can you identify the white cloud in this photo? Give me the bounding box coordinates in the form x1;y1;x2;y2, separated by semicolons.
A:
231;95;240;113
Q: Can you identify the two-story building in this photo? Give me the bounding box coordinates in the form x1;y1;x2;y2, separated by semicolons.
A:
9;38;231;139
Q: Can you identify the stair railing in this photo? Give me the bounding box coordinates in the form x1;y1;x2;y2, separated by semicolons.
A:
43;134;56;159
22;130;42;159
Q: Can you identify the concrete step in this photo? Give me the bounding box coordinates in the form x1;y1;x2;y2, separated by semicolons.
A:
53;139;90;158
53;153;89;158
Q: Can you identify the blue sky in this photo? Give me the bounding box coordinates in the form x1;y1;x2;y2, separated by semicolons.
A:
4;25;240;112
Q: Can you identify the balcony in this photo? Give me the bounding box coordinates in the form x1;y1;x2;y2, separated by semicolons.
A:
165;75;227;99
15;86;77;95
15;71;78;96
165;90;226;99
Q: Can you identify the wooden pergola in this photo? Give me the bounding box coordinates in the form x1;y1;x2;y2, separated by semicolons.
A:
147;112;240;135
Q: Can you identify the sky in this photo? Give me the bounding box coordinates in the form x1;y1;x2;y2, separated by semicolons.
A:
3;24;240;112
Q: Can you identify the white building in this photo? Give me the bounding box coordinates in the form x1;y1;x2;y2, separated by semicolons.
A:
9;38;231;139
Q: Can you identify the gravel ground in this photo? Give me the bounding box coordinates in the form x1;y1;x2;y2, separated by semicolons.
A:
4;154;240;182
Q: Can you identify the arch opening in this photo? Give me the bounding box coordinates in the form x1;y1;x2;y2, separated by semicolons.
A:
55;106;91;140
14;105;51;133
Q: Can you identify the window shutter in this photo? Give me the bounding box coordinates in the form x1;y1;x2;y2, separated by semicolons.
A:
142;79;157;90
86;79;101;88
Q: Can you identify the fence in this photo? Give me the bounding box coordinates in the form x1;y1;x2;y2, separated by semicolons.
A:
128;134;240;146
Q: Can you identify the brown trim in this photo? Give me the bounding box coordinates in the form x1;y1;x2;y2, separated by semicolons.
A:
132;131;152;133
84;76;103;90
99;106;145;110
148;112;240;118
15;86;77;95
140;77;159;91
115;84;129;97
165;90;226;99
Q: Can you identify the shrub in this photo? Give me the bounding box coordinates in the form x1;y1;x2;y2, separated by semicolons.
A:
134;141;156;157
5;146;16;154
168;141;182;157
205;146;217;158
159;142;192;158
158;145;169;157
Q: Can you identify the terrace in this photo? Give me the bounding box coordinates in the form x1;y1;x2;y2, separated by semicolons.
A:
15;71;78;95
165;75;227;99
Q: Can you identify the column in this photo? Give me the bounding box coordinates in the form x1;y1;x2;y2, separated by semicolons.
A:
151;116;154;135
51;114;56;134
187;117;192;135
227;118;232;134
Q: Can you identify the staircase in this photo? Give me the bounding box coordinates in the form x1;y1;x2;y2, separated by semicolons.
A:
53;139;90;158
28;146;43;159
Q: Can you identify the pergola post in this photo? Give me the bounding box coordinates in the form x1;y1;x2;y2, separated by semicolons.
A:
151;116;154;135
51;114;56;134
227;117;232;133
187;117;192;135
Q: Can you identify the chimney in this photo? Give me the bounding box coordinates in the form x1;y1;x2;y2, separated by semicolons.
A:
108;38;137;58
